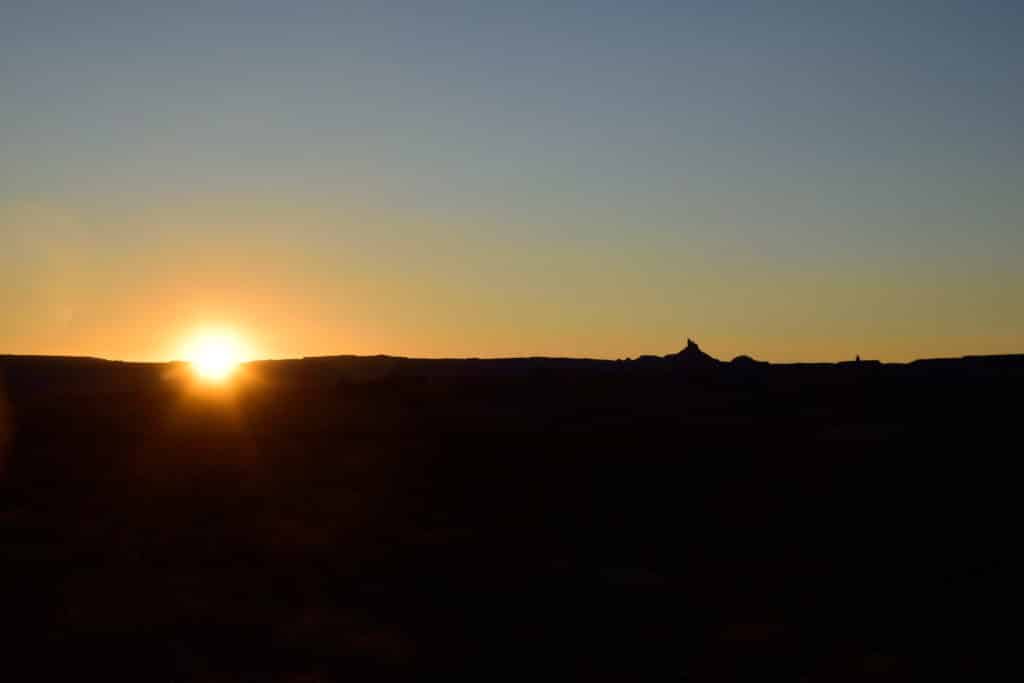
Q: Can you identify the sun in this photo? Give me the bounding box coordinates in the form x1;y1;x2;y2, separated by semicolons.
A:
183;330;247;382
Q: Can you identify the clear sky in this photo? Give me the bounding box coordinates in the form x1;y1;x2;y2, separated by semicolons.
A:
3;1;1022;362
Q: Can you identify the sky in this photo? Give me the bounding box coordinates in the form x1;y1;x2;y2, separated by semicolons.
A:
2;1;1022;362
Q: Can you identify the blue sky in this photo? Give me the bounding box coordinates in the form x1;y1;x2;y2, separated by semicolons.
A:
3;1;1022;360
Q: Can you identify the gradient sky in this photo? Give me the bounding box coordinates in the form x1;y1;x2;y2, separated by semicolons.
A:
3;1;1022;362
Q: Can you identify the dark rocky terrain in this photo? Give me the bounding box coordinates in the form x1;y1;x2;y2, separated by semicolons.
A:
0;342;1018;679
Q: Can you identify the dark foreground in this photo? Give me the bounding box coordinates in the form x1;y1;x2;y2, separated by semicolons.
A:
0;343;1017;679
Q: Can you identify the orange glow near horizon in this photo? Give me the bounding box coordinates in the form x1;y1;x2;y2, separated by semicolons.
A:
182;329;250;383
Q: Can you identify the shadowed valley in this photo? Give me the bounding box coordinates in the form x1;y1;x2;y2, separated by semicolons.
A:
0;342;1018;678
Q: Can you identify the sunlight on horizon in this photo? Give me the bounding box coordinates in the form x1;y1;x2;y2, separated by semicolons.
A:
182;329;251;383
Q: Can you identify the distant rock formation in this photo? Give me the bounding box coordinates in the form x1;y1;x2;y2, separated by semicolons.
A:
667;339;722;368
730;354;767;367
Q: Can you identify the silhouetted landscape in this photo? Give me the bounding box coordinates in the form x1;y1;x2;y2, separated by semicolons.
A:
1;341;1017;679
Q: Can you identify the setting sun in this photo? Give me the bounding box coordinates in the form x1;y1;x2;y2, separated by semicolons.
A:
183;330;248;382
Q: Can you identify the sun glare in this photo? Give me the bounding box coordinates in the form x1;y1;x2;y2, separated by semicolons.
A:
184;330;247;382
